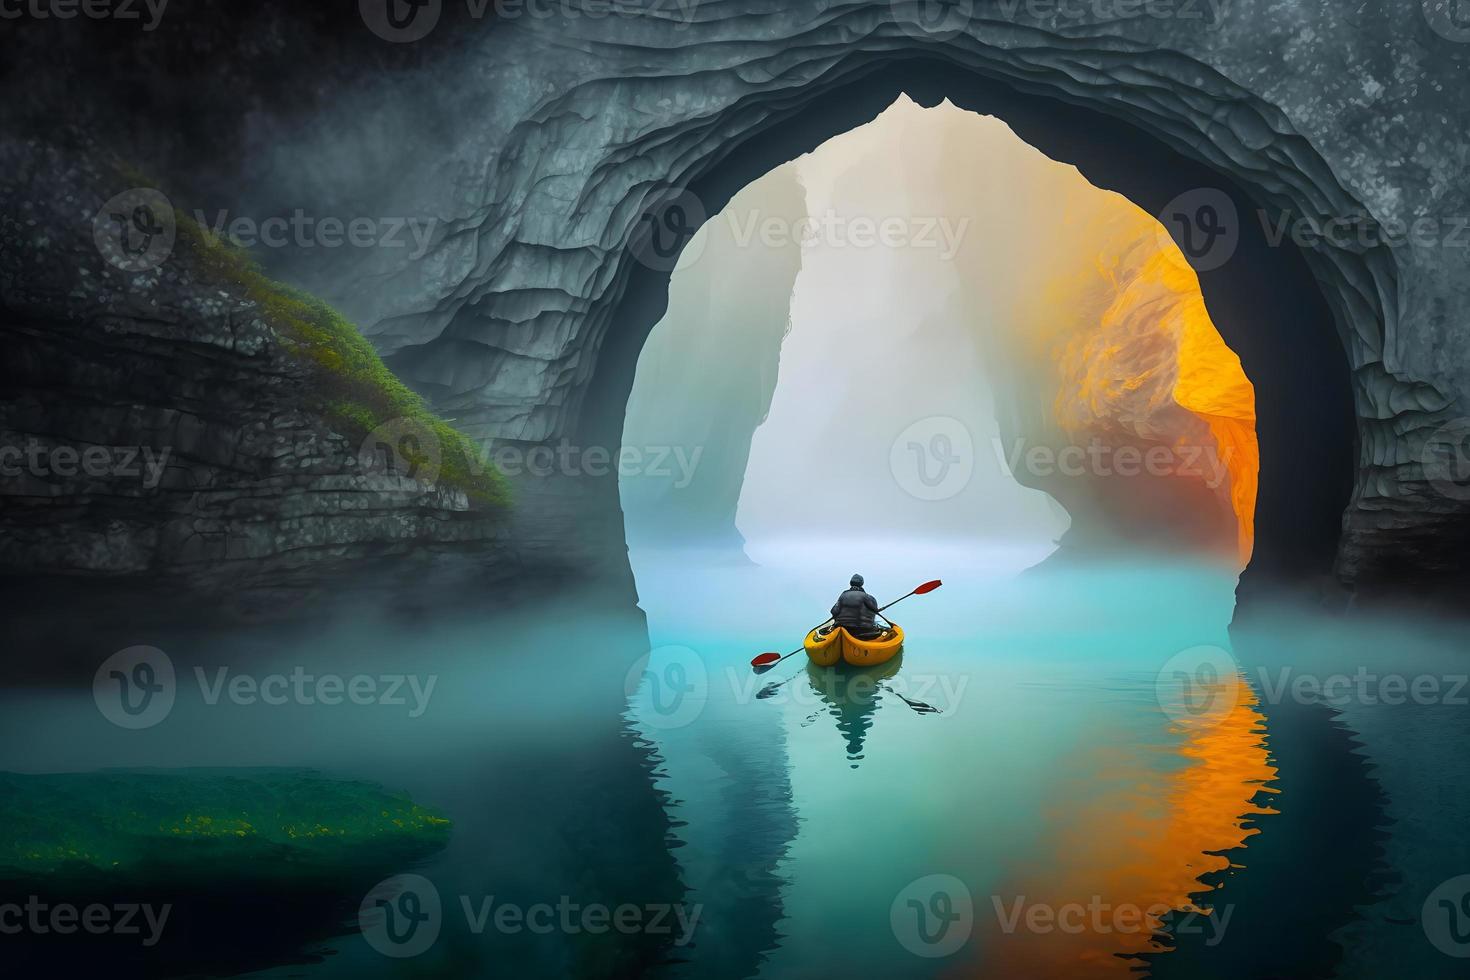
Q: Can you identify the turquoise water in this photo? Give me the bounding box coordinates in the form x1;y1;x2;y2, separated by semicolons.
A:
2;549;1468;977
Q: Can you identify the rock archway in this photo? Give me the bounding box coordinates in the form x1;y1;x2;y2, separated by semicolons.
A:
9;4;1470;611
311;11;1460;606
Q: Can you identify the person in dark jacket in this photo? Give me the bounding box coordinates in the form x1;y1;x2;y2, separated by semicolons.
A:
831;574;883;639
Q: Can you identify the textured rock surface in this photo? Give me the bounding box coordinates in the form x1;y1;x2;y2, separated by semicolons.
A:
620;161;805;551
6;2;1470;603
0;136;515;617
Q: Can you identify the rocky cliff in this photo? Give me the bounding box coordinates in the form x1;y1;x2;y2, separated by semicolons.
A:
4;2;1469;609
0;135;513;621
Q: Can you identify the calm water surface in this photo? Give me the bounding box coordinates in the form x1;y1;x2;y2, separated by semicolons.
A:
2;546;1467;978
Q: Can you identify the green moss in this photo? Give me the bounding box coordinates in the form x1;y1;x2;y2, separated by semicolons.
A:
175;214;509;510
0;769;452;887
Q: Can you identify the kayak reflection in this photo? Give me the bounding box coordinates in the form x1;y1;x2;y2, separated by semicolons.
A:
804;655;905;769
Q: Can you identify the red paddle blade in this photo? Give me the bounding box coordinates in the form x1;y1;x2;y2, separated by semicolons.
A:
751;652;781;667
914;579;943;594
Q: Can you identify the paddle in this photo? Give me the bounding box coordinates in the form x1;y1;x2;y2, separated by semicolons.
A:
749;579;942;674
879;681;941;714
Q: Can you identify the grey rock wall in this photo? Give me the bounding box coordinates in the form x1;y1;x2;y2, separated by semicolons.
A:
6;1;1470;606
233;4;1465;598
619;161;806;552
0;136;515;619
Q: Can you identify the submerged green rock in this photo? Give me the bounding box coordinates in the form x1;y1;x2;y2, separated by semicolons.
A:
0;769;451;888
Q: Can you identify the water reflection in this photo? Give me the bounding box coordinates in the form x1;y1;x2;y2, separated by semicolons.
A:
11;550;1459;977
805;657;905;768
976;668;1277;978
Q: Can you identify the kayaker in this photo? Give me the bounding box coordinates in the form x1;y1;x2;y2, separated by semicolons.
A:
830;574;883;639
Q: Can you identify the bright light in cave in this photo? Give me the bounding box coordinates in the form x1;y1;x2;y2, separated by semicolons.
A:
621;95;1257;576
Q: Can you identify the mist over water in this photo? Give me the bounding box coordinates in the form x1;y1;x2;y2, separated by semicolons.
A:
734;101;1066;548
3;542;1467;977
622;541;1470;979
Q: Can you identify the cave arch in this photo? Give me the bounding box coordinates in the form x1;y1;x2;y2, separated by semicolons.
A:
578;56;1358;603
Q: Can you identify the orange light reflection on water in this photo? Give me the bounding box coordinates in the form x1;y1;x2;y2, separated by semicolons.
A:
969;672;1277;979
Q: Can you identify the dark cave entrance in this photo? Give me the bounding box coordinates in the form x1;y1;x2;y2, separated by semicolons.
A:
584;58;1357;602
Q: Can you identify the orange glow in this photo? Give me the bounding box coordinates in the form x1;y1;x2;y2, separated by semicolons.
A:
1043;212;1258;565
970;674;1277;978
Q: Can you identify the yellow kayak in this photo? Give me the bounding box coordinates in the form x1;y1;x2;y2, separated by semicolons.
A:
804;623;905;668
